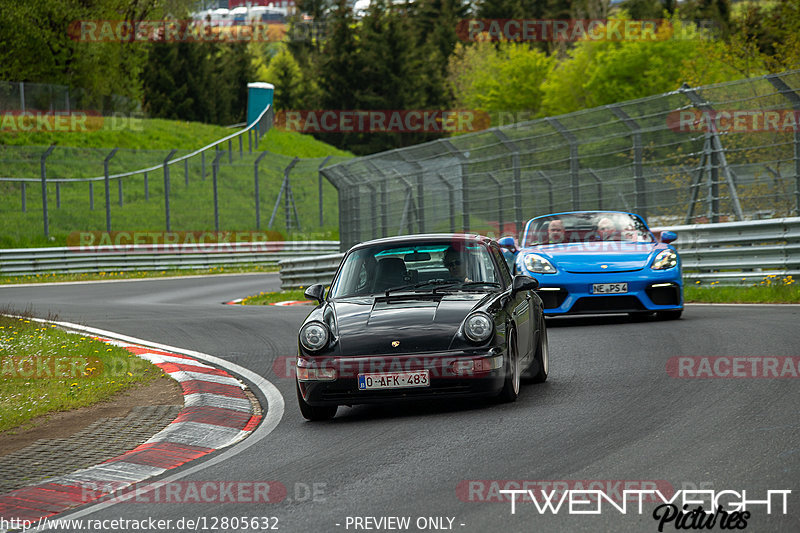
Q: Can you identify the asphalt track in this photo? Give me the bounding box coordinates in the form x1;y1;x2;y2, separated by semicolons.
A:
1;274;799;533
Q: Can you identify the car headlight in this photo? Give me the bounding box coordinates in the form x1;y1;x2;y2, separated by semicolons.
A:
464;313;493;343
300;321;329;352
523;253;557;274
652;249;678;270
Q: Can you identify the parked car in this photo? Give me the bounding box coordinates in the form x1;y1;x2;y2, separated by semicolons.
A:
512;211;683;319
295;234;549;421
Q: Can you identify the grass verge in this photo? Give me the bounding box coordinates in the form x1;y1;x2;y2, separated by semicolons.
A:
0;264;277;285
0;314;167;433
240;289;310;305
684;275;799;303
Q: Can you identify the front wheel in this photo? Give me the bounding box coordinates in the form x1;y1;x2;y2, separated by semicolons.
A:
524;315;549;383
296;382;337;421
497;330;520;403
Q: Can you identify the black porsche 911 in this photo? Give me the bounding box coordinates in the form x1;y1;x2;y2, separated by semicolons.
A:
295;234;549;421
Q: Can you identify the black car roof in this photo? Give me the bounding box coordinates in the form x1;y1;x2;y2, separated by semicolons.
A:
346;233;495;252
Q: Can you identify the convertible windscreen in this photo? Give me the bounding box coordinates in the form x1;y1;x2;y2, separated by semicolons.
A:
329;241;501;298
523;212;655;246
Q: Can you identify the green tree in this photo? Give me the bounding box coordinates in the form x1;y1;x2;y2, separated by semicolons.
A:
262;46;305;110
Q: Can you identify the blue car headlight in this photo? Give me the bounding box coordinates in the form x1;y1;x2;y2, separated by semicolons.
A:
523;253;557;274
652;249;678;270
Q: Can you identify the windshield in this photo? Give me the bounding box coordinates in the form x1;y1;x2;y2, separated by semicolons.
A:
329;240;502;298
522;212;654;246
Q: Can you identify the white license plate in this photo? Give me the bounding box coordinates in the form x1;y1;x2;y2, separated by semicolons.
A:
358;370;430;390
592;282;628;294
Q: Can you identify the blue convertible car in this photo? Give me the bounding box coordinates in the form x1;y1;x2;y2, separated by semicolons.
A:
512;211;683;319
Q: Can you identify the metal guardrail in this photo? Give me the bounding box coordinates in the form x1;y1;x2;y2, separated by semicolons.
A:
655;217;800;284
277;219;800;289
278;253;344;290
0;241;340;276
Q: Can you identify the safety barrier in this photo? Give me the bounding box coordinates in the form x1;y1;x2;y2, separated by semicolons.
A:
275;219;800;289
0;241;340;276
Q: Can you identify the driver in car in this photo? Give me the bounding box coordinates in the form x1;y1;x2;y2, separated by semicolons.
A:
443;246;471;282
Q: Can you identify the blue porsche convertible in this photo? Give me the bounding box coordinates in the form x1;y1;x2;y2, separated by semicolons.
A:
512;211;683;320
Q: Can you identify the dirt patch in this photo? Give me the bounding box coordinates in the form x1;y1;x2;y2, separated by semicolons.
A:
0;376;183;457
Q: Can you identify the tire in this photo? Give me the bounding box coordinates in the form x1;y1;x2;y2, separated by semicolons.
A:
656;309;683;320
525;316;549;383
497;330;520;403
296;382;337;421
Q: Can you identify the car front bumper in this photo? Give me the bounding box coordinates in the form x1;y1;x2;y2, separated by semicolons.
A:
296;350;508;406
529;270;683;315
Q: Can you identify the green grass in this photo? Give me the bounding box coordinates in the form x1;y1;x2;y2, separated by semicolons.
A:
685;275;800;303
0;314;167;433
239;288;310;305
0;119;352;249
0;264;278;285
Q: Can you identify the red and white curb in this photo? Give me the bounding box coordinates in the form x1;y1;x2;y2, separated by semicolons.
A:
0;332;266;524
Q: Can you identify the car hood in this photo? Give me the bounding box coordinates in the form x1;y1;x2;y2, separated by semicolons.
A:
536;242;656;273
330;294;488;355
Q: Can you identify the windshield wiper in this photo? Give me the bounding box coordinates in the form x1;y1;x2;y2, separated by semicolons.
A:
383;279;456;296
460;281;502;290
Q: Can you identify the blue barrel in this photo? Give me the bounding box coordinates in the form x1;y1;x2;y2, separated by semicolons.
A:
247;82;274;126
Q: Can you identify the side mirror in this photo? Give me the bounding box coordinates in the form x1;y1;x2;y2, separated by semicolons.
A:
303;284;325;304
497;236;517;254
511;275;538;295
660;231;677;244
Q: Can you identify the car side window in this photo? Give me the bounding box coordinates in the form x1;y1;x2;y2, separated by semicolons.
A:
490;244;513;287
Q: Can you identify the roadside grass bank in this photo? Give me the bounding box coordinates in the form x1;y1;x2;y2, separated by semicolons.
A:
0;264;278;285
0;119;351;249
684;275;799;304
0;314;168;433
239;289;309;305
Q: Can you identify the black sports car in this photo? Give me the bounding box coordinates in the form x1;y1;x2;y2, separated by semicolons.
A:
295;234;549;421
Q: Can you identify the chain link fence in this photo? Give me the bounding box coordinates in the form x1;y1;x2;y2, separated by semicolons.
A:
0;107;352;241
322;69;800;251
0;81;140;114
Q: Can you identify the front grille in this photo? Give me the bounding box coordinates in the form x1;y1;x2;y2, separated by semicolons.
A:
646;285;681;306
570;295;646;313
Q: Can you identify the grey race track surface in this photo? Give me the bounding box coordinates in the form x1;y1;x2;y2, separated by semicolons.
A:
2;274;799;533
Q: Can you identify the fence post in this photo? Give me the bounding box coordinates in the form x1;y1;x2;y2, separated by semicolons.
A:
608;105;645;218
546;117;580;210
318;155;333;227
118;175;123;207
213;151;223;232
184;157;189;187
767;74;800;215
248;129;252;154
442;140;470;232
680;83;744;222
587;169;603;210
239;135;243;159
56;182;61;209
254;151;268;230
396;153;426;234
89;181;93;211
21;182;26;212
103;147;118;232
365;160;389;239
435;173;456;233
492;130;523;235
487;172;503;235
228;139;233;164
163;149;178;232
144;171;149;200
538;171;554;213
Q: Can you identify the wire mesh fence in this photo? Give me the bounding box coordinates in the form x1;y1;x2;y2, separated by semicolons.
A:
322;69;800;250
0;107;349;243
